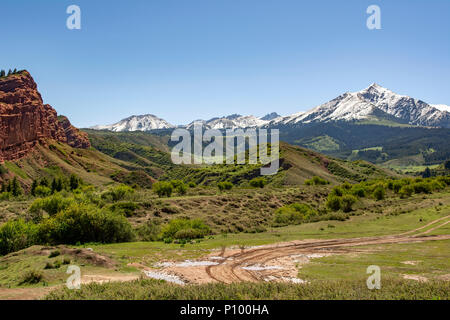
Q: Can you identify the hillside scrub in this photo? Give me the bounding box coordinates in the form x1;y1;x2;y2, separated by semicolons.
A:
160;218;211;242
274;203;318;226
305;176;329;186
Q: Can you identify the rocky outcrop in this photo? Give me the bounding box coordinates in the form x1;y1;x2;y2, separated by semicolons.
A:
0;71;90;162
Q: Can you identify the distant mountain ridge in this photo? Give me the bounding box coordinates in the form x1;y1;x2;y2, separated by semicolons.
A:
91;84;450;131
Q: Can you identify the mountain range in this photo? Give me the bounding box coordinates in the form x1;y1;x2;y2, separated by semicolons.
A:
91;84;450;131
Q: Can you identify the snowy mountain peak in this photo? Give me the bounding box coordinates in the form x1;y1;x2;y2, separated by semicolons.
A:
91;114;174;132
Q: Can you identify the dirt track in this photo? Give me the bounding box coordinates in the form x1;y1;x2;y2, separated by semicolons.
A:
147;215;450;284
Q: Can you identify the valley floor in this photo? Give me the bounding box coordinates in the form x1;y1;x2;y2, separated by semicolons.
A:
1;190;449;300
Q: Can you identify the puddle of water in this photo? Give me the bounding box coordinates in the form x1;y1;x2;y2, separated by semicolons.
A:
143;270;185;285
242;264;284;271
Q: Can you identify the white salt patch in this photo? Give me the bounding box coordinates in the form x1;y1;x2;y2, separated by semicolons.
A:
209;256;225;260
176;260;219;267
144;271;185;285
281;277;308;284
242;264;284;271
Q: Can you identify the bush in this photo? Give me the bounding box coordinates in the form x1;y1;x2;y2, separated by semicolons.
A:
48;250;60;258
249;178;267;188
274;203;318;226
373;186;386;201
152;181;173;198
175;183;187;195
341;195;357;213
34;186;52;197
326;195;342;211
19;270;43;285
188;182;197;188
37;204;135;245
399;185;414;198
29;194;75;216
136;220;161;242
351;186;366;198
102;185;135;202
412;182;432;194
161;219;210;241
0;219;38;256
218;181;233;191
330;186;344;197
305;176;329;186
110;202;139;217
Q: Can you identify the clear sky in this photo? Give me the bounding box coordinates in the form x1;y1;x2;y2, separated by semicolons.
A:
1;0;449;127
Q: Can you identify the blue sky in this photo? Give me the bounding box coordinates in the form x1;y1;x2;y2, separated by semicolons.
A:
1;0;449;127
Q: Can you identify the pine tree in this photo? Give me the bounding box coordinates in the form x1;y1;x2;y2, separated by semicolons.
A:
13;68;17;74
0;182;6;193
31;180;38;196
51;178;57;194
422;167;432;178
7;69;12;76
69;174;79;190
11;177;23;197
0;70;5;77
40;177;49;187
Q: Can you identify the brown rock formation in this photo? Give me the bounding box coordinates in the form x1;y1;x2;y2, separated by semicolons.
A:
0;71;90;162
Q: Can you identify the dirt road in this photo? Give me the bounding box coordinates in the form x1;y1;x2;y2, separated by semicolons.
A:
145;215;450;284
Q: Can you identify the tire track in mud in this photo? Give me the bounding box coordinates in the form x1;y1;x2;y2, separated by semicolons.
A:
205;215;450;284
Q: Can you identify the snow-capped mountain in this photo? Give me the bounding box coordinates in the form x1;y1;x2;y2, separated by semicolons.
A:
91;114;175;132
91;85;450;131
186;114;271;130
269;84;450;128
432;104;450;113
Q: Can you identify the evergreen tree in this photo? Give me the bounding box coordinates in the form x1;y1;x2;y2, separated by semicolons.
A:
69;174;80;190
0;182;6;193
31;180;38;196
7;69;12;76
445;160;450;170
0;70;5;77
422;167;432;178
40;177;49;187
51;178;57;194
11;177;23;197
13;68;17;74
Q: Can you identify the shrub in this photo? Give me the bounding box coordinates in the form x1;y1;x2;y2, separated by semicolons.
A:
102;185;135;202
399;185;414;198
176;183;187;195
373;185;386;201
19;270;43;285
249;178;267;188
161;219;210;241
218;181;233;191
330;186;344;197
392;181;404;194
326;195;342;211
188;182;197;188
48;250;60;258
412;182;432;194
37;204;135;245
274;203;318;226
29;194;75;216
305;176;329;186
136;220;161;242
341;194;357;213
34;186;52;197
110;202;139;217
152;181;173;198
351;186;366;198
0;219;38;255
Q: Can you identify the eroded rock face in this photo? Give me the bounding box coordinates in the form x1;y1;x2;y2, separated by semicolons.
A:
0;71;90;161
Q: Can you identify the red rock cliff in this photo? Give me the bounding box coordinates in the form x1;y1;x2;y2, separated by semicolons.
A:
0;71;90;162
